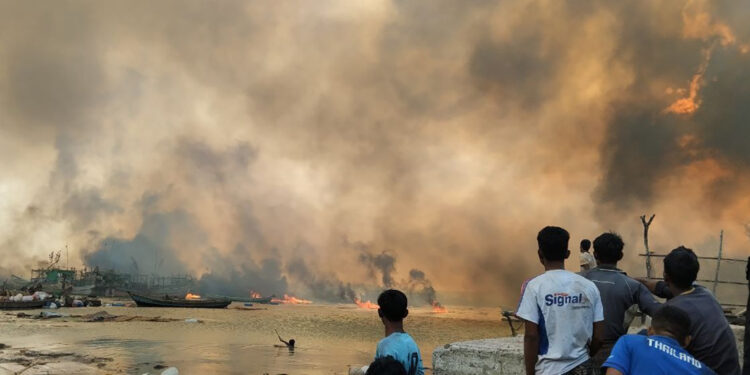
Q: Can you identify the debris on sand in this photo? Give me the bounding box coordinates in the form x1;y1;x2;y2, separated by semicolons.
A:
0;347;113;374
12;310;182;323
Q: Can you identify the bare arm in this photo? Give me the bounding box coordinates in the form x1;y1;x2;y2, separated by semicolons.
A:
523;321;539;375
590;321;605;356
634;277;659;293
605;368;623;375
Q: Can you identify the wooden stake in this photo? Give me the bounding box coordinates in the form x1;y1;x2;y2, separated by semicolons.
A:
640;214;655;278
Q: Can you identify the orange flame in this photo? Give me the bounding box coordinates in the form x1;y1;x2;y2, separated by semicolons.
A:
250;291;262;299
431;302;447;313
185;293;201;300
271;294;312;304
354;298;379;309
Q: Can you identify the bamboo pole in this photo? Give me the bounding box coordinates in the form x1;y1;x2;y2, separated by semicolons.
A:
713;230;723;295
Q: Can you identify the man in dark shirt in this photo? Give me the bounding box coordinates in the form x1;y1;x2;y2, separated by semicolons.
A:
582;232;661;369
639;246;741;375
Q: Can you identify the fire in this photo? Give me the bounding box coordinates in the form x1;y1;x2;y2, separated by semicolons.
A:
185;293;201;300
271;294;312;304
431;302;447;313
250;291;262;299
354;298;379;309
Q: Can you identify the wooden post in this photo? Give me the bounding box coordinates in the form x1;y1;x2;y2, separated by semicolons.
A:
713;230;723;295
640;214;655;278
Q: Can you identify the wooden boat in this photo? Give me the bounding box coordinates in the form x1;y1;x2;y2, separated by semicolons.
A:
127;292;231;308
0;300;45;310
208;295;274;304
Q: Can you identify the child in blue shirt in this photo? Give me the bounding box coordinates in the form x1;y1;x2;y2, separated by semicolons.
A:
603;305;715;375
374;289;424;375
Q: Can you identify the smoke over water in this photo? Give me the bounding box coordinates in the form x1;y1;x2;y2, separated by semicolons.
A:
2;1;750;305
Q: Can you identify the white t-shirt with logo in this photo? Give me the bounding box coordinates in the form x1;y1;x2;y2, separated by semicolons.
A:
516;269;604;374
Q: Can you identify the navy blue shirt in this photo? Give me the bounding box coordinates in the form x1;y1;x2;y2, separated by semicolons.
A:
664;286;741;375
603;335;716;375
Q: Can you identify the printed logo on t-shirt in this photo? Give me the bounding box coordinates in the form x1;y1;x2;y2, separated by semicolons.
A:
544;292;588;307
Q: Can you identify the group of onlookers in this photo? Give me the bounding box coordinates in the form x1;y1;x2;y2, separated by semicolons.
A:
519;226;740;374
364;226;741;375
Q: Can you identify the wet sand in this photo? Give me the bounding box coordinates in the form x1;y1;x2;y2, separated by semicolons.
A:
0;302;510;374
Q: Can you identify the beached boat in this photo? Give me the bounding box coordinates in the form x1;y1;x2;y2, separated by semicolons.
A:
0;300;45;310
127;292;231;308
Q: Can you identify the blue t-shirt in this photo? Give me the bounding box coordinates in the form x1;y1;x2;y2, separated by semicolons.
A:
603;335;716;375
375;332;424;375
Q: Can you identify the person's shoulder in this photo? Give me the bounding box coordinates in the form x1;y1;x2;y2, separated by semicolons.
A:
521;274;545;291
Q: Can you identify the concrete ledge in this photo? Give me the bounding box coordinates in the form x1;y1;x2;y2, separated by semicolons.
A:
433;325;745;375
432;337;524;375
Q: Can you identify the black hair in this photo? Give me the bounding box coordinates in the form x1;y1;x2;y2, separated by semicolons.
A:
366;356;407;375
580;239;591;251
592;232;624;264
537;226;569;261
652;305;692;344
663;246;699;289
288;339;295;346
377;289;408;322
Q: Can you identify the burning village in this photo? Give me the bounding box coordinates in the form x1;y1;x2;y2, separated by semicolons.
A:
1;0;750;374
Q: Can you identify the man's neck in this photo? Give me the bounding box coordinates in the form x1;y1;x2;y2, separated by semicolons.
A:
597;262;618;269
384;321;405;337
544;261;565;271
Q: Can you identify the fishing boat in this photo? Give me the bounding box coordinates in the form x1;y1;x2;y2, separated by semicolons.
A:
0;300;45;310
127;292;231;308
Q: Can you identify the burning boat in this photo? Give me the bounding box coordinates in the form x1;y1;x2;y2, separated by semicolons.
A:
127;291;231;308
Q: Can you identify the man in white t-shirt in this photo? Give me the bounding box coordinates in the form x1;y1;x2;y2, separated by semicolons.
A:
579;239;596;272
517;226;605;375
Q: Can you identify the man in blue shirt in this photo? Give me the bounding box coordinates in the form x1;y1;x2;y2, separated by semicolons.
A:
603;305;715;374
374;289;424;375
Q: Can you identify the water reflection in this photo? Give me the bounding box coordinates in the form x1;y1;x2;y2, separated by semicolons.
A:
0;304;509;374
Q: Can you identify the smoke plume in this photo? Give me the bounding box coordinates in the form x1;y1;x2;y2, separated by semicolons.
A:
2;0;750;305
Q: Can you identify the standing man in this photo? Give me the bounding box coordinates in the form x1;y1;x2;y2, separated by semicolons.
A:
517;226;604;375
639;247;741;374
582;232;661;370
580;239;596;272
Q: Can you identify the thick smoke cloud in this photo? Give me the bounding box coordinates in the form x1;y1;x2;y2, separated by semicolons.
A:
2;0;750;305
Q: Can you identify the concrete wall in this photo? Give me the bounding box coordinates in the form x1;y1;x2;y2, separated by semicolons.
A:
433;325;745;375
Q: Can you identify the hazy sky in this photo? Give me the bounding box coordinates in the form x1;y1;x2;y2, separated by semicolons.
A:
1;0;749;305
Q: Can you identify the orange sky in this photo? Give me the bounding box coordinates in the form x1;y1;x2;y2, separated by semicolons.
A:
1;0;749;305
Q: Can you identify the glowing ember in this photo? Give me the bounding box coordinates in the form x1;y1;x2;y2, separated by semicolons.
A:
354;298;379;309
431;302;447;313
185;293;201;300
271;294;312;304
250;291;262;299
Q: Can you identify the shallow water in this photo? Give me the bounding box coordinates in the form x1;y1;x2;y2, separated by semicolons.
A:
0;303;510;374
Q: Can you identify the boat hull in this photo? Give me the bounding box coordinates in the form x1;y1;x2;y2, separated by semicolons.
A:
128;292;231;308
0;300;45;310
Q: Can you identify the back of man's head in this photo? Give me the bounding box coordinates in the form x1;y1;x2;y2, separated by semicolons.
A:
537;226;569;261
580;239;591;252
377;289;408;322
366;356;407;375
592;232;624;264
663;246;699;289
651;305;692;345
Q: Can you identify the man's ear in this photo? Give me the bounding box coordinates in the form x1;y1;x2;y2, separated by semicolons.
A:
538;250;545;265
403;309;409;319
564;250;570;259
616;252;624;261
683;335;691;348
